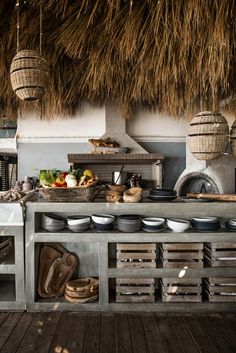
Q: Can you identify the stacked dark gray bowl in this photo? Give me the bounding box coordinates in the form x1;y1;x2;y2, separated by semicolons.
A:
42;213;66;232
191;217;221;231
225;219;236;231
149;189;177;202
117;214;142;232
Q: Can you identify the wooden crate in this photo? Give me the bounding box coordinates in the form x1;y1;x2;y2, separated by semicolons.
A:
116;243;157;269
205;243;236;267
162;277;202;302
116;277;155;303
205;277;236;302
161;243;203;269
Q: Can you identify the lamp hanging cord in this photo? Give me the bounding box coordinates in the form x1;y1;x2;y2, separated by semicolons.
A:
16;0;20;52
39;1;42;55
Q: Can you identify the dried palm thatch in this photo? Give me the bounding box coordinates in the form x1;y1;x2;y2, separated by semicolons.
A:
0;0;235;120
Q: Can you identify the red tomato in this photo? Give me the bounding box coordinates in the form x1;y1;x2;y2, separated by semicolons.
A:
52;182;60;187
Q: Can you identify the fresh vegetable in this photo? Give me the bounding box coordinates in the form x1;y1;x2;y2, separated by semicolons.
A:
39;168;96;187
83;169;93;178
39;169;58;187
65;174;77;187
52;182;60;188
55;175;66;186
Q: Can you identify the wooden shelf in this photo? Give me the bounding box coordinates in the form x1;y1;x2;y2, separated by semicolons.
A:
68;153;165;164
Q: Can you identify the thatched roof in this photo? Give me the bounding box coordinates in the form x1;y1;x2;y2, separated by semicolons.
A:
0;0;235;120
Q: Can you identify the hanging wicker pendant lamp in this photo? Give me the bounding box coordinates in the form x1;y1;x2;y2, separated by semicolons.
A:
10;0;49;101
188;111;229;160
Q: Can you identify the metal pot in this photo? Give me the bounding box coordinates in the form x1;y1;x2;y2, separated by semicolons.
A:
112;171;126;185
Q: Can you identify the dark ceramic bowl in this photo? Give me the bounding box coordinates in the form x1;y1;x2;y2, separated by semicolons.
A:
42;213;66;222
93;222;114;232
149;189;177;196
118;214;141;221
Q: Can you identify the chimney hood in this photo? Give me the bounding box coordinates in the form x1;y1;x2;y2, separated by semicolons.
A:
68;105;165;187
100;104;148;154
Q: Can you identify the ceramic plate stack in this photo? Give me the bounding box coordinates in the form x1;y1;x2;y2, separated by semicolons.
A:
67;215;91;232
225;218;236;231
191;217;221;231
117;214;142;232
92;214;115;232
148;189;177;202
42;213;66;232
142;217;166;232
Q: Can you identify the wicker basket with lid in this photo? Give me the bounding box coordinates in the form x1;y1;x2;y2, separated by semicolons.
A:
188;111;229;160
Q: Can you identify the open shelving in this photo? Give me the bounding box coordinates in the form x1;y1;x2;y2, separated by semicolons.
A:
0;202;25;310
25;201;236;312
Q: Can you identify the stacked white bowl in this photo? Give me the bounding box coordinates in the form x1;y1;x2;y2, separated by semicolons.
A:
167;218;190;232
142;217;165;232
67;215;91;232
91;214;115;231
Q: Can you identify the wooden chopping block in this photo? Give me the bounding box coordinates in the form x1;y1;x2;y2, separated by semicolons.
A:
37;246;63;298
65;288;98;299
44;253;78;297
66;278;99;293
0;238;13;261
64;293;98;303
187;193;236;201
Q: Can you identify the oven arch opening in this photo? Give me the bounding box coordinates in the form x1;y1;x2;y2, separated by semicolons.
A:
177;172;219;197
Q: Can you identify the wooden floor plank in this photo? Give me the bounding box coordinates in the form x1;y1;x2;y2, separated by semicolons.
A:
0;314;10;329
0;312;234;353
0;313;22;350
142;313;167;353
34;312;61;353
155;316;184;353
197;316;235;353
115;313;133;353
48;312;74;353
0;313;34;353
100;313;115;353
15;313;42;353
208;315;236;353
184;317;217;353
82;313;100;353
16;312;60;353
170;317;200;353
66;313;87;353
128;313;149;353
224;315;236;333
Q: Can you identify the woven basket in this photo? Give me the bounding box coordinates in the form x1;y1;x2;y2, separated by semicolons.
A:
123;187;142;203
10;49;49;101
230;120;236;157
38;185;103;202
188;111;229;160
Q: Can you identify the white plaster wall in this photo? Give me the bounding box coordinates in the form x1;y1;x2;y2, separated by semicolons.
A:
17;103;105;139
127;108;187;138
17;103;190;140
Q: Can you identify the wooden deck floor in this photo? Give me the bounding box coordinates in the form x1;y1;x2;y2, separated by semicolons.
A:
0;312;235;353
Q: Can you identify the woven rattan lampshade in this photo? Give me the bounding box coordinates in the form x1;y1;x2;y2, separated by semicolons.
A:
188;111;229;160
10;49;49;101
230;120;236;157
